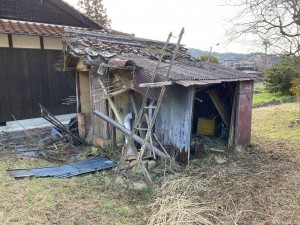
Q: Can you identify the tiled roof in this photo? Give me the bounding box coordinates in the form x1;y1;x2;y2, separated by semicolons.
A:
63;28;191;62
0;19;63;36
63;28;254;82
0;19;111;37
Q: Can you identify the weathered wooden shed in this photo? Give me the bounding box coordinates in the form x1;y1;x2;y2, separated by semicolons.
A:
62;28;254;164
0;0;109;122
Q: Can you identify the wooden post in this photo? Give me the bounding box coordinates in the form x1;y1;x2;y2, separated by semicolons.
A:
77;113;86;139
228;85;237;148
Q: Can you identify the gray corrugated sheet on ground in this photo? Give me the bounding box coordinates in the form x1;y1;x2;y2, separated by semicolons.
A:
7;156;117;178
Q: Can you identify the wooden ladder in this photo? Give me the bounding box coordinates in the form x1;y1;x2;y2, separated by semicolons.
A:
115;28;185;181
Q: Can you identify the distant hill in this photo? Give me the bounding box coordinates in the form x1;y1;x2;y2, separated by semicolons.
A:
188;48;280;64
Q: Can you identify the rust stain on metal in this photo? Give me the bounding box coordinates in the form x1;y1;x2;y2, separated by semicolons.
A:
132;67;168;102
235;80;254;146
175;148;189;165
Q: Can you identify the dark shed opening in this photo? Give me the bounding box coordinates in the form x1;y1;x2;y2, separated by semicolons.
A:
191;82;236;155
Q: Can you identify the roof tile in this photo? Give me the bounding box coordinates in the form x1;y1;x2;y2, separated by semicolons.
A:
0;19;112;37
0;19;63;36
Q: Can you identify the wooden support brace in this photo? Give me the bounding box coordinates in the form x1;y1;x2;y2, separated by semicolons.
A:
207;89;230;128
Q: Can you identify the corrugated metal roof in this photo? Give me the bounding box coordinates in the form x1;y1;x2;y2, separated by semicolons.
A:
121;55;252;81
132;67;168;102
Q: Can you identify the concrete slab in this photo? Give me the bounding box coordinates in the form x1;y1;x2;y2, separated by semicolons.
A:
0;113;76;132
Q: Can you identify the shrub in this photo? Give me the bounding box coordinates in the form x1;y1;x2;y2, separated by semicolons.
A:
264;58;300;95
290;78;300;97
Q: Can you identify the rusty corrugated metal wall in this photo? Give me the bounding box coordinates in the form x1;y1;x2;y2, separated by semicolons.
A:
0;48;75;121
155;84;195;164
132;67;168;102
235;80;254;145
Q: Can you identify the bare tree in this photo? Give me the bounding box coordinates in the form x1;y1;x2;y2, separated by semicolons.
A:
225;0;300;55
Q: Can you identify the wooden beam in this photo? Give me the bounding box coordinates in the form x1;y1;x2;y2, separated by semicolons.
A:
100;88;130;100
8;34;13;48
63;67;89;72
138;81;173;88
207;89;230;128
39;36;44;49
228;85;237;148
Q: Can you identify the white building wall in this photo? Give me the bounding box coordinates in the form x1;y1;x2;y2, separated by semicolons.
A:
43;37;62;50
12;35;40;49
0;34;9;47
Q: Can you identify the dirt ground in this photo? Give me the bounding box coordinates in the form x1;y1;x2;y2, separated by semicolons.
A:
0;102;299;224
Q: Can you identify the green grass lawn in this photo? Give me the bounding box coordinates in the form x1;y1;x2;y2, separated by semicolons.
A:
253;91;293;106
253;82;294;106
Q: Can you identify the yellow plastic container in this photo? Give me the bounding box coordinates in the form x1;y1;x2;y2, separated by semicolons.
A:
197;118;216;136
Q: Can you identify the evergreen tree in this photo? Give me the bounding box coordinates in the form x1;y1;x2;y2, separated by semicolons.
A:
78;0;111;28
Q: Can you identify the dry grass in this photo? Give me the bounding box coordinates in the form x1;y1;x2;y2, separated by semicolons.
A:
252;102;300;150
149;148;300;224
148;196;222;225
148;102;300;225
0;102;299;224
0;160;149;225
0;127;149;225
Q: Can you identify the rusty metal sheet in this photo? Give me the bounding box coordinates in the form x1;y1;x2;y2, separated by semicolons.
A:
132;67;168;102
235;80;254;146
108;58;129;67
155;85;195;164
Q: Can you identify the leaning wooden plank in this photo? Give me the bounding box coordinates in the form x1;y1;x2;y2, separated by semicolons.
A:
138;81;173;88
101;88;130;99
98;77;123;124
207;89;230;128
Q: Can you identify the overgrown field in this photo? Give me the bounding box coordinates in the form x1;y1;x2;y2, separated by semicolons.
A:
0;102;299;224
253;82;294;106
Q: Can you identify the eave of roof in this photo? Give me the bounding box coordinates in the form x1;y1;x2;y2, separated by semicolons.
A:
0;19;128;37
